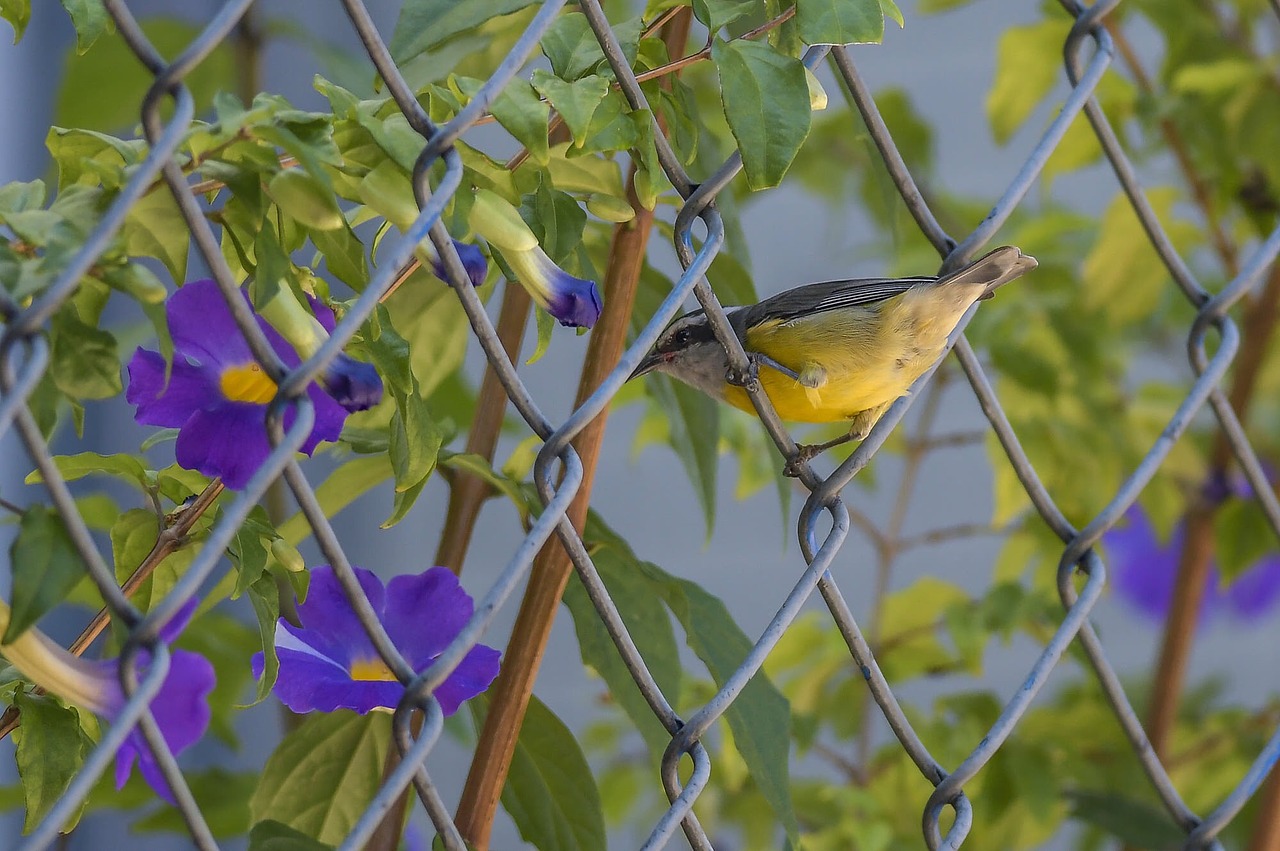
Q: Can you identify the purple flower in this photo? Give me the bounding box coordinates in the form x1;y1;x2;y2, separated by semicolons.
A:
427;239;489;288
126;279;351;489
253;566;501;716
1104;505;1280;625
0;600;214;803
467;189;602;328
508;247;603;329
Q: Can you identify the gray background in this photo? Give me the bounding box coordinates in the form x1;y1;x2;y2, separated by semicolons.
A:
1;1;1276;848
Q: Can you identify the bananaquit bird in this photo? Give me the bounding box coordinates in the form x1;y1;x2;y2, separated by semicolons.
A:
629;246;1037;471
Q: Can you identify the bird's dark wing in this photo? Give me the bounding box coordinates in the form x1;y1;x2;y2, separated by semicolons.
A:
736;276;936;329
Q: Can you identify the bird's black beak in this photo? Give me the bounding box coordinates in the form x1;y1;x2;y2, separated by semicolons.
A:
629;349;663;381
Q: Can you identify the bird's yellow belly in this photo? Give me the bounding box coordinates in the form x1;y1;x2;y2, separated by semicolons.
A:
722;367;908;422
726;304;951;423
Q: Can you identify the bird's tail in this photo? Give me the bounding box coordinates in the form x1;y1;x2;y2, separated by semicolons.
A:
939;246;1038;300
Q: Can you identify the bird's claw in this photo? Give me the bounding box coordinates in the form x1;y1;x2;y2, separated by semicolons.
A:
783;444;819;478
726;356;760;389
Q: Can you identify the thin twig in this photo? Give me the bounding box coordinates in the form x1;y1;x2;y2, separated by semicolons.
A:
0;481;225;741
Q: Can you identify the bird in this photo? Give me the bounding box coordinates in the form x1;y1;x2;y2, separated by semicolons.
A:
629;246;1037;475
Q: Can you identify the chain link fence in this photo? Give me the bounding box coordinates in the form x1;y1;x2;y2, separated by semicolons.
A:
3;0;1280;848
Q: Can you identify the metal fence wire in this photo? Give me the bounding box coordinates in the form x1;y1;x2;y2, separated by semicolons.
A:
4;0;1280;849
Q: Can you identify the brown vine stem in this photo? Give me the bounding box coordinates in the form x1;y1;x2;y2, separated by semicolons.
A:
0;480;225;741
361;125;572;851
454;14;693;847
1146;265;1280;762
456;164;659;849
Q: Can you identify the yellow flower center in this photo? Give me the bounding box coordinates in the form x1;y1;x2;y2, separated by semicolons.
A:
219;363;277;405
349;658;399;682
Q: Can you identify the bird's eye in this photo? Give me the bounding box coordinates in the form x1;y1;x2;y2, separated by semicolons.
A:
673;328;691;347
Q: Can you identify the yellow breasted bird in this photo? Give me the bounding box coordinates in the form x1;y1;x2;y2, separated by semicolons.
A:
629;246;1037;471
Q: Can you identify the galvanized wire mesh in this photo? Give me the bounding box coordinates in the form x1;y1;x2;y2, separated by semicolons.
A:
3;0;1280;849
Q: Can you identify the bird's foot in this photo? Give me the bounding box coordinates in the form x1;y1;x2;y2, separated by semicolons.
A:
783;444;821;478
726;356;759;389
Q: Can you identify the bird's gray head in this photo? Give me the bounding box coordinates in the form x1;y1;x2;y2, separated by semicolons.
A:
628;311;734;400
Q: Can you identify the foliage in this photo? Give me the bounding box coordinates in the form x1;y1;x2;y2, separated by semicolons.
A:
0;0;1278;848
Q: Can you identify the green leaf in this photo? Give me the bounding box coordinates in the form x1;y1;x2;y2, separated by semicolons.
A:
1067;790;1184;847
563;546;683;760
49;309;122;400
1082;188;1197;324
23;451;147;488
1;0;30;42
634;558;799;845
531;71;610;148
489;78;551;167
120;188;189;283
1171;58;1261;96
110;508;191;613
307;223;369;291
649;374;720;536
985;19;1069;144
13;690;93;833
383;275;472;399
229;520;270;599
248;820;336;851
387;393;442;497
540;11;606;81
519;177;587;264
712;39;812;190
56;17;235;132
246;576;281;704
470;694;607;851
527;307;555;365
878;577;970;679
60;0;110;53
1215;498;1277;584
796;0;885;45
390;0;538;65
266;170;345;231
251;712;390;845
693;0;758;32
0;179;45;213
5;508;87;642
44;128;143;189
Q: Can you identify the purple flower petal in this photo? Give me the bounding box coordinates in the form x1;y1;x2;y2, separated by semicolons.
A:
290;566;387;668
166;280;254;367
113;649;215;803
319;354;383;413
382;568;474;671
175;403;271;490
431;240;488;288
125;349;219;428
272;644;403;713
265;565;501;717
544;270;602;329
297;381;348;454
1222;554;1280;621
306;294;338;335
1105;508;1220;623
431;644;501;717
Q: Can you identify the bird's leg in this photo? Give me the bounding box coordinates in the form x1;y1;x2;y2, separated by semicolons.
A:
783;402;892;477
